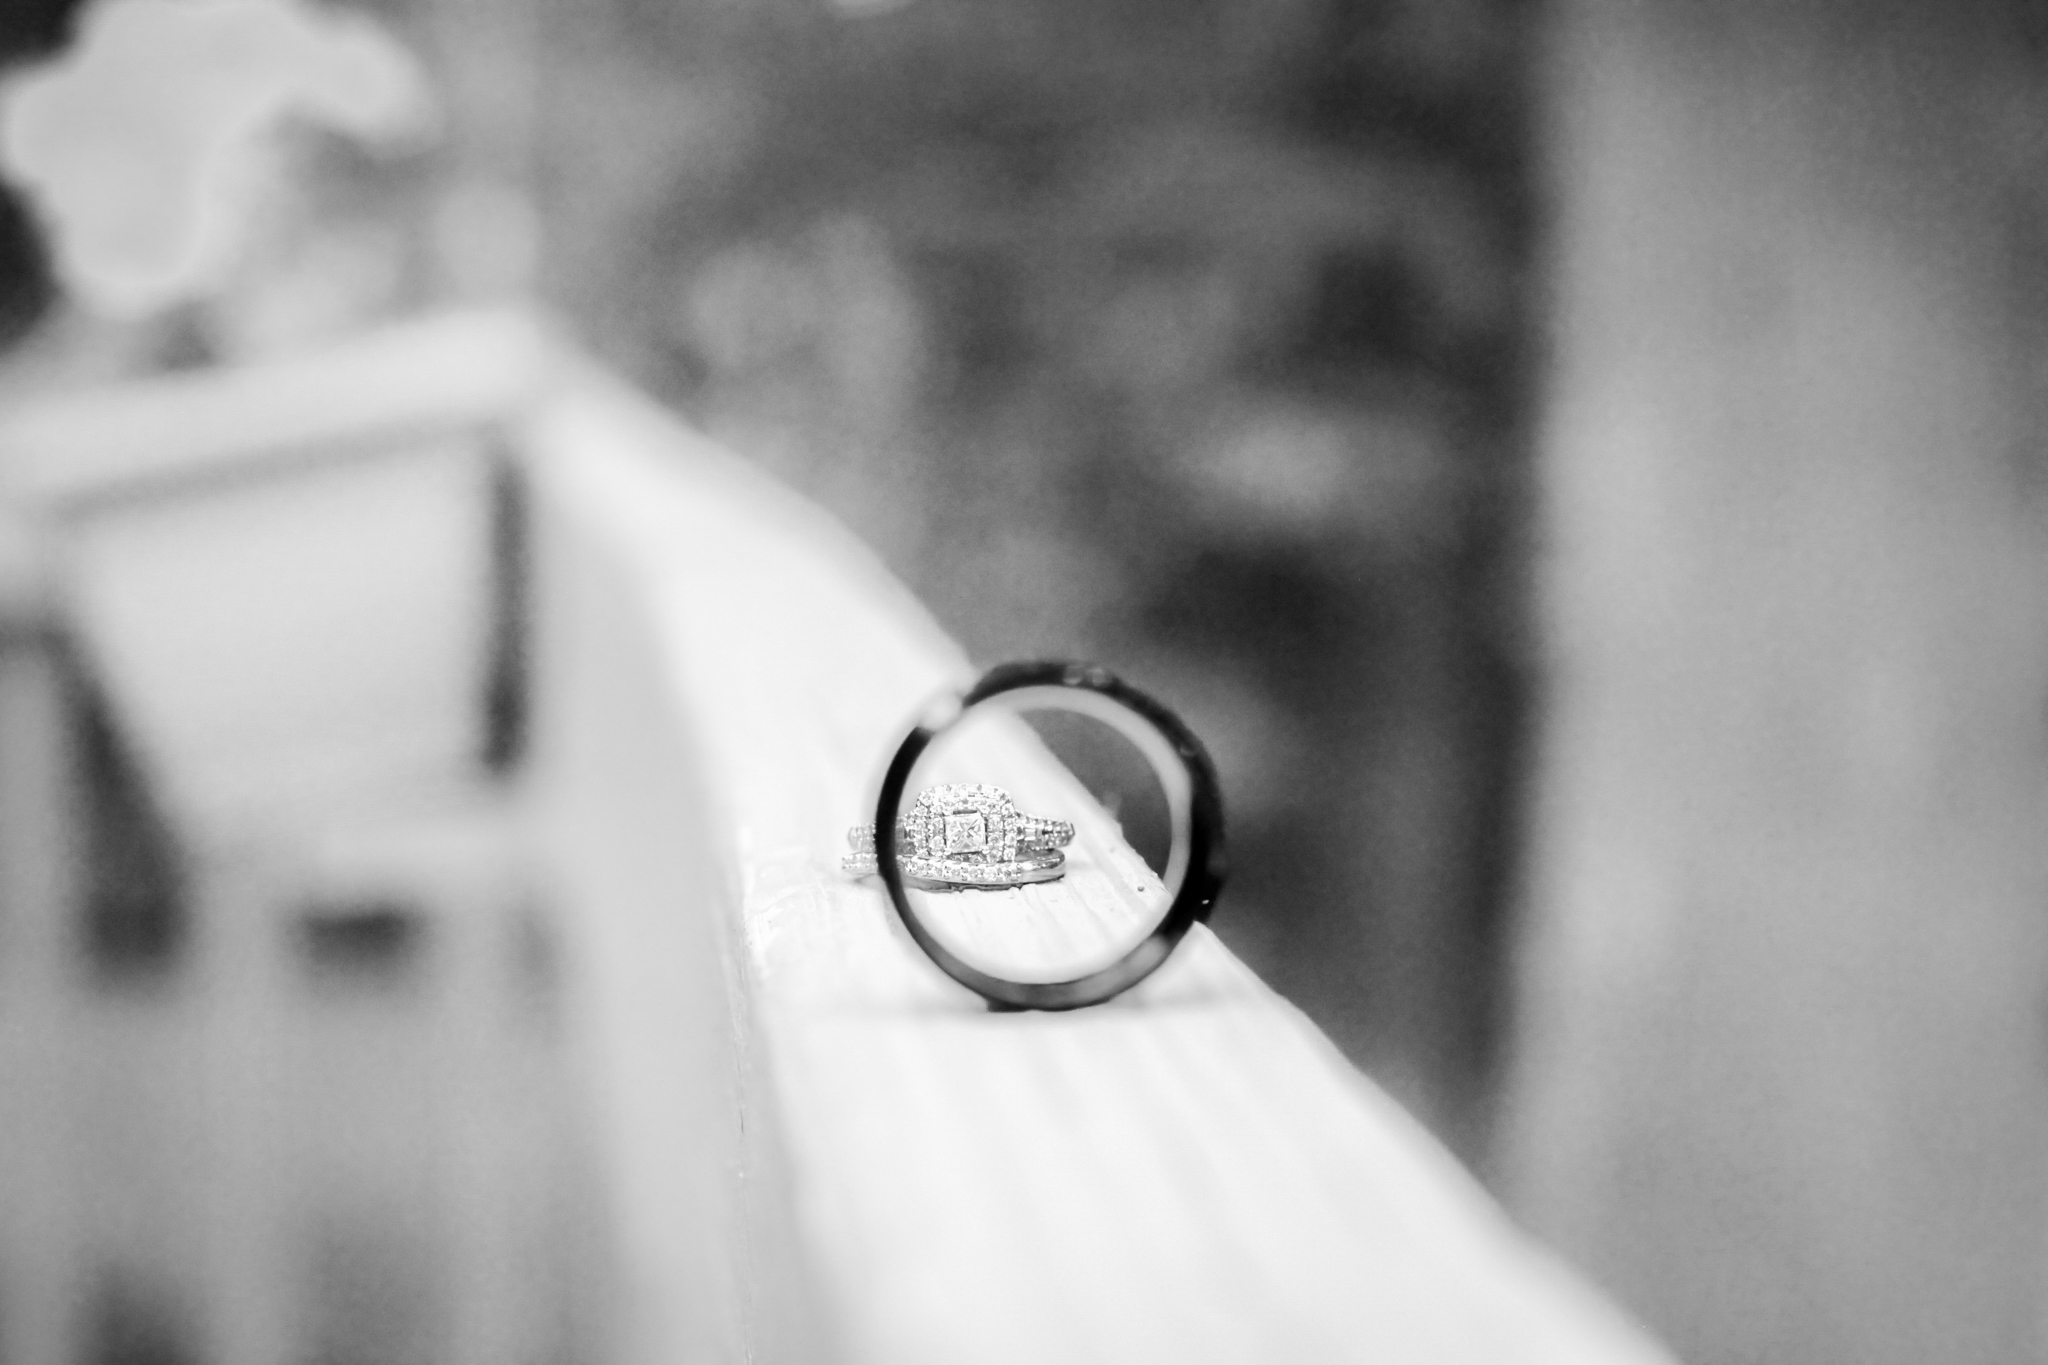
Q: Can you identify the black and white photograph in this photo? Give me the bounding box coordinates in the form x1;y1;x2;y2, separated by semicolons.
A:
0;1;2039;1362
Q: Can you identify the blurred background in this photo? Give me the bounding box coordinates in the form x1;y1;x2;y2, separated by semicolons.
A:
529;0;1535;1146
2;0;1535;1139
3;1;2047;1364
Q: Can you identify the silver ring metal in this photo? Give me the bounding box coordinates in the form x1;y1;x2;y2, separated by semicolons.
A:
842;782;1071;890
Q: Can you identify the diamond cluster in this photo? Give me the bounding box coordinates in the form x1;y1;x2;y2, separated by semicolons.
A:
842;783;1071;888
906;783;1019;863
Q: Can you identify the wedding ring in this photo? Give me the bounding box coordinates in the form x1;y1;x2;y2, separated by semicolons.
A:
866;660;1227;1010
841;782;1071;889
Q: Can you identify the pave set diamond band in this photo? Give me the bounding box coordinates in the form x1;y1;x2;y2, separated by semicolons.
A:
842;782;1074;889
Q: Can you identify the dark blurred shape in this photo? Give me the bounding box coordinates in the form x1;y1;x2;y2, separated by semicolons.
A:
71;656;189;985
0;0;79;351
1291;245;1434;378
481;453;529;775
83;1266;196;1365
1290;0;1524;169
297;897;427;987
0;0;81;69
0;185;55;356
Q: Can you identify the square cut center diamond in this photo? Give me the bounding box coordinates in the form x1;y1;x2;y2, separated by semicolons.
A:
942;810;988;855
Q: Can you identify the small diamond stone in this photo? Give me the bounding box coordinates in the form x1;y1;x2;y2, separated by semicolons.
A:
943;810;988;854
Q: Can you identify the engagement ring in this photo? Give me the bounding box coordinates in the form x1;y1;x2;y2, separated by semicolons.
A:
842;782;1072;889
